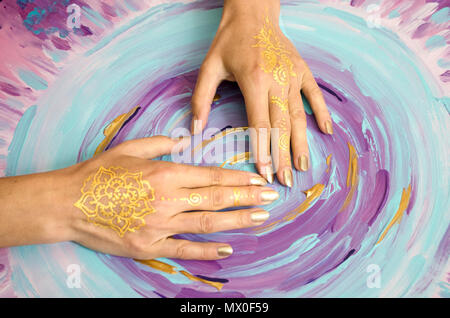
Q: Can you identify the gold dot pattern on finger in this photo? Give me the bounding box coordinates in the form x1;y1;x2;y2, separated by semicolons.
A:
252;15;297;86
74;166;155;237
233;189;241;206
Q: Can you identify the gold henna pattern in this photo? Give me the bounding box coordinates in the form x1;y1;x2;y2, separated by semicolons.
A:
74;166;155;237
253;18;296;157
233;189;241;206
279;133;290;152
270;95;288;112
180;193;203;207
252;15;296;86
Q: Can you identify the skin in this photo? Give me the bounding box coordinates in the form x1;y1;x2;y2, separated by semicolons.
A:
191;0;333;187
0;136;278;260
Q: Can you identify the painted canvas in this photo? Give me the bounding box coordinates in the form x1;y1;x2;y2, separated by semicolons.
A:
0;0;448;297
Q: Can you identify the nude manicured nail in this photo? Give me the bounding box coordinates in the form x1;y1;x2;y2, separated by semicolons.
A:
325;120;333;135
251;210;270;223
299;155;309;172
192;118;202;135
250;177;267;186
264;166;274;184
284;168;293;188
261;190;279;203
217;246;233;257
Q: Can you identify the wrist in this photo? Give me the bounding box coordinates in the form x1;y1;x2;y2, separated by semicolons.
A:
37;166;81;244
222;0;280;26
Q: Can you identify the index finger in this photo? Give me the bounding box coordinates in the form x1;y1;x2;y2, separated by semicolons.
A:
172;164;267;188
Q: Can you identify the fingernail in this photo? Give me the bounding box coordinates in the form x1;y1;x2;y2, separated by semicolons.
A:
251;210;270;223
250;176;267;186
284;168;293;188
264;166;274;184
299;155;309;172
325;120;333;135
192;118;202;135
261;190;279;202
217;246;233;257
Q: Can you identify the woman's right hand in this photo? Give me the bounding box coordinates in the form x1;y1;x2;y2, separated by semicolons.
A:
56;136;278;260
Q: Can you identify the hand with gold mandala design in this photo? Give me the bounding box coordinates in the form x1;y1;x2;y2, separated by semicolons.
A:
190;0;333;188
64;136;279;260
0;135;279;260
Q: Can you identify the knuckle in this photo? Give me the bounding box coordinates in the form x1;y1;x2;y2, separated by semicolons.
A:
200;246;209;260
237;212;247;228
209;166;222;185
175;242;189;259
199;213;214;234
210;186;223;209
290;108;306;122
308;85;323;99
248;186;259;202
251;120;271;130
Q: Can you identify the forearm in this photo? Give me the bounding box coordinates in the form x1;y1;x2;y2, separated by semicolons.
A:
0;169;74;247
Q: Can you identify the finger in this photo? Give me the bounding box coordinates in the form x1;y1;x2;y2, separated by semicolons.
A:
237;75;273;183
158;238;233;260
191;59;223;134
268;86;293;187
289;81;310;172
114;136;190;159
301;66;333;135
176;186;279;211
169;208;270;235
174;165;267;188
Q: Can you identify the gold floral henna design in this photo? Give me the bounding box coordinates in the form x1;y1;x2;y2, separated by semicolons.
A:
252;15;296;86
74;166;155;237
270;95;288;112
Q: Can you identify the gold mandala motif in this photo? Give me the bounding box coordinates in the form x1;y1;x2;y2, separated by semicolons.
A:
74;166;155;237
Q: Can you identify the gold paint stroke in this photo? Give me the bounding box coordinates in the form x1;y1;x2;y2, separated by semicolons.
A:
253;183;325;233
376;184;412;245
326;154;332;173
94;106;140;156
179;271;224;291
135;259;177;274
283;184;325;222
220;152;251;168
134;259;223;291
339;143;359;212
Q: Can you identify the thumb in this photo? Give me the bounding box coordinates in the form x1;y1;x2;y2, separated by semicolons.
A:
191;59;223;134
115;136;191;159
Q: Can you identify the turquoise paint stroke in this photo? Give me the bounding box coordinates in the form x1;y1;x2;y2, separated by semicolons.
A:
430;7;449;24
425;35;446;49
18;70;48;90
6;105;36;176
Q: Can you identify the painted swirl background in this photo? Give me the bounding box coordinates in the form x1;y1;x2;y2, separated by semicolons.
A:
0;0;448;297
